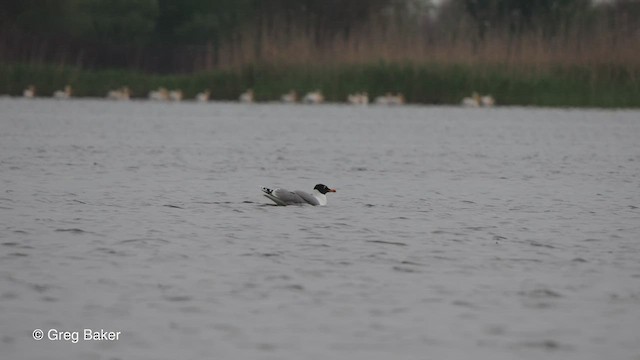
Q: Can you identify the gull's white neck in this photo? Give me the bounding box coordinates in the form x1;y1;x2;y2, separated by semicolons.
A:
313;190;327;206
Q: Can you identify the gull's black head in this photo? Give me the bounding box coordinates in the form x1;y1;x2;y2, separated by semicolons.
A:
314;184;337;194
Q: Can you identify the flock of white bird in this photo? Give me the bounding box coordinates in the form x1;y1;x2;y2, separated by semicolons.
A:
20;85;495;107
242;89;408;105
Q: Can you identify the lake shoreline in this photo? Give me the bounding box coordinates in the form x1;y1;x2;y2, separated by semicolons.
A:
2;62;639;108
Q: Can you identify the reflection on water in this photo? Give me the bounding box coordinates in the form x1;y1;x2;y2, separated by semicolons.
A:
1;98;639;359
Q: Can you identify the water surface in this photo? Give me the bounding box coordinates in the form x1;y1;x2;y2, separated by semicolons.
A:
1;98;639;359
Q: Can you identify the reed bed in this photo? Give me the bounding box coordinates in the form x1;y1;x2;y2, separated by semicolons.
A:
220;26;639;70
193;10;639;108
2;13;638;108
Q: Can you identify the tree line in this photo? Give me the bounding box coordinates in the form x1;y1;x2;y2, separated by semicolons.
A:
1;0;638;72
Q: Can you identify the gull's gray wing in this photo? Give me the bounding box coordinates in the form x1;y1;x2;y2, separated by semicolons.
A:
294;190;320;206
271;188;308;205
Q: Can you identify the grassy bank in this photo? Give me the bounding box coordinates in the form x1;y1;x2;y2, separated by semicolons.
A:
1;62;638;108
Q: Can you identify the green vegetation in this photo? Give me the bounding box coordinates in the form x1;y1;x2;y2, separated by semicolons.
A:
3;62;638;108
2;1;638;107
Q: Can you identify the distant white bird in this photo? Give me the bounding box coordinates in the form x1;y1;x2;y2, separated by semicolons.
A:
375;93;404;105
196;89;210;102
239;89;254;103
480;95;495;107
281;90;297;103
461;92;481;107
347;92;369;105
261;184;336;206
107;86;130;101
53;85;72;99
23;85;36;98
303;90;324;104
169;89;183;102
148;87;169;101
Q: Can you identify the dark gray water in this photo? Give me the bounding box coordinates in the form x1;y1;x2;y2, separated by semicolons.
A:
1;98;639;359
